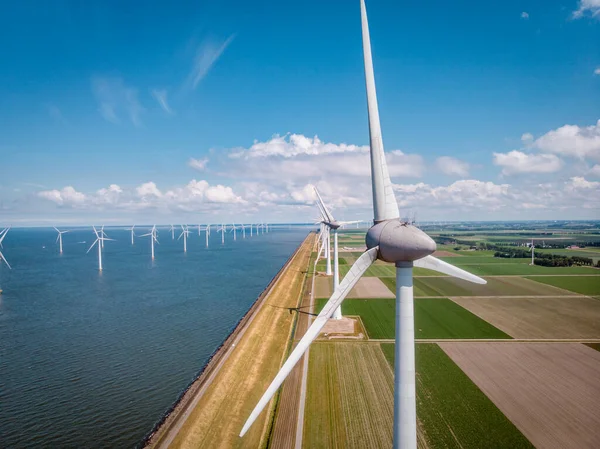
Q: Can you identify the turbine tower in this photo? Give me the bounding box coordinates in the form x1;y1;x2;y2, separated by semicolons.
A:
179;225;190;252
54;227;69;254
87;226;114;271
170;224;175;240
230;223;239;241
239;2;486;447
218;224;226;244
530;239;535;265
140;225;158;260
0;227;12;269
127;225;136;245
314;187;360;320
204;224;211;247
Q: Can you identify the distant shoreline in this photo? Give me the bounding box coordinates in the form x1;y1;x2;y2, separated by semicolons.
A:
140;232;310;449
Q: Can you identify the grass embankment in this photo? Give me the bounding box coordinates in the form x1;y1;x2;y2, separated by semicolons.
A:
303;343;393;448
316;298;509;340
163;234;314;449
525;276;600;296
381;343;533;449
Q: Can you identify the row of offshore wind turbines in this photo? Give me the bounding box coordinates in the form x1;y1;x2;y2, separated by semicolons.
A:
0;222;274;273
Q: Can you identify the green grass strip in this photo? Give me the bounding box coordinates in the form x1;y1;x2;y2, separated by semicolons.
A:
316;298;510;339
524;275;600;296
380;343;533;449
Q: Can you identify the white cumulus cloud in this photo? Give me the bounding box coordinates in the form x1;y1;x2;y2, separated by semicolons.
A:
530;120;600;161
493;150;563;175
38;186;86;206
435;156;470;177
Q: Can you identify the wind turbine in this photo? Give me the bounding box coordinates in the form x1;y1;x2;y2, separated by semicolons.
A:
204;224;211;247
0;227;11;269
250;224;253;237
230;223;239;241
218;224;226;244
242;224;247;239
140;225;158;260
239;2;486;447
179;225;190;252
170;224;175;240
313;187;360;320
126;225;136;245
99;225;109;248
530;239;535;265
53;227;69;254
87;226;114;271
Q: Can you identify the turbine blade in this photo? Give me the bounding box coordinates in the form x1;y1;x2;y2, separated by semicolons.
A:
53;226;59;232
0;249;11;269
361;0;399;223
239;246;378;437
56;235;60;243
140;233;151;237
414;255;487;284
313;187;335;222
86;239;98;254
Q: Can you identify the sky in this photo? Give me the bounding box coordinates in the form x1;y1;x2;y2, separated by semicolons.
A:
1;0;599;226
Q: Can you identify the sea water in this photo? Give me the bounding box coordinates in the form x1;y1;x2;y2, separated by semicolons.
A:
0;226;307;448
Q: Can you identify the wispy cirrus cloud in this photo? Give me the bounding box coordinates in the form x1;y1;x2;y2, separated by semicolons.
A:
188;157;209;171
572;0;600;18
92;76;144;126
187;35;235;90
151;89;174;114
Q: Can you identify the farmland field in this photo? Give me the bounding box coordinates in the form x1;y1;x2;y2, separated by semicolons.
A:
303;343;394;449
381;276;574;297
437;263;600;276
339;264;440;278
440;256;531;264
381;343;533;449
525;275;600;296
440;342;600;449
451;296;600;339
316;298;510;339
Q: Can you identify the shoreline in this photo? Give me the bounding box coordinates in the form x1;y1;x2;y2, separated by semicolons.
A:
141;232;311;449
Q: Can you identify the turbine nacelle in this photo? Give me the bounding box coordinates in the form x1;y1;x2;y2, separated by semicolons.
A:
366;220;436;263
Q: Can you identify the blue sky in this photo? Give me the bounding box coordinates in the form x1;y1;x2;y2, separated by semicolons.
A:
1;0;599;225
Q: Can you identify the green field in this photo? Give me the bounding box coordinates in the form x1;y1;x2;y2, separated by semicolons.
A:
438;263;600;276
338;264;440;277
316;298;509;339
381;343;533;449
525;276;600;296
440;256;531;264
381;276;574;297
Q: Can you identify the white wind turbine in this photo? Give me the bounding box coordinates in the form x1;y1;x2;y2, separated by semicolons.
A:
179;225;190;252
218;224;226;244
99;225;109;248
0;227;11;269
140;225;158;260
170;224;175;240
230;223;240;241
53;227;69;254
126;225;136;245
239;2;486;446
241;224;247;239
204;224;211;247
250;223;253;237
313;187;360;320
87;226;114;271
530;239;535;265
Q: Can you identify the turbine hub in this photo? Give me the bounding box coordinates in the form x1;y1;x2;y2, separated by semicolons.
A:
366;219;436;263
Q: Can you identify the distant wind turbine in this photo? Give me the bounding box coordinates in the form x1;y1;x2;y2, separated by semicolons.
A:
100;225;108;248
178;225;190;252
218;224;226;244
140;225;158;260
240;2;486;446
204;224;211;247
170;224;175;240
230;223;239;241
87;226;114;271
126;225;136;245
314;186;360;319
530;239;535;265
54;226;69;254
0;227;11;269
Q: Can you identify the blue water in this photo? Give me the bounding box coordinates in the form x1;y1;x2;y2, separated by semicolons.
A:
0;226;307;448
